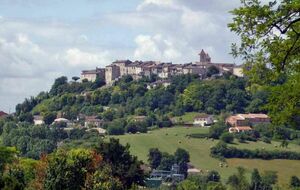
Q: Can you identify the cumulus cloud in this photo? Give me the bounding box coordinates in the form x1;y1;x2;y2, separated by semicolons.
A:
123;0;239;63
61;48;110;67
137;0;174;10
0;31;113;111
134;34;181;61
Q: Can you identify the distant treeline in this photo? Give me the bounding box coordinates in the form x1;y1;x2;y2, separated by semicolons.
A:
211;142;300;160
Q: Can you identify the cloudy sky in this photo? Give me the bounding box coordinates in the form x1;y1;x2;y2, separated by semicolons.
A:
0;0;243;112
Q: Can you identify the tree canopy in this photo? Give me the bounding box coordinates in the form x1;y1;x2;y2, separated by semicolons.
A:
229;0;300;127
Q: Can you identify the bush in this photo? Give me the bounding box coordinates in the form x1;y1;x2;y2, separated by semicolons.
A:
125;122;138;134
107;125;124;135
158;116;172;128
235;132;257;143
261;137;271;144
207;170;221;182
220;132;234;143
208;122;227;139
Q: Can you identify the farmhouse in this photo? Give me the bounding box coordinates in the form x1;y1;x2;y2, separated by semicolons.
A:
193;114;214;127
226;113;270;127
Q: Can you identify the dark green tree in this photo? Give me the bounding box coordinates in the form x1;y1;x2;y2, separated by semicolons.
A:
207;65;220;77
43;112;56;125
261;171;277;190
96;138;144;188
220;132;234;144
207;170;221;182
250;169;262;190
175;148;190;178
148;148;162;169
50;76;68;95
290;176;300;189
72;76;80;82
158;153;175;171
227;167;250;190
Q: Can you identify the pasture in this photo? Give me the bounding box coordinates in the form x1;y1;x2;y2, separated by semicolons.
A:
111;127;300;186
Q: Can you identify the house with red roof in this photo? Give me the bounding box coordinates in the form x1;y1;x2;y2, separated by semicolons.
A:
226;113;270;133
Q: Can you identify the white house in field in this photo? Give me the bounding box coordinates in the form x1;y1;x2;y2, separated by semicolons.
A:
193;114;214;127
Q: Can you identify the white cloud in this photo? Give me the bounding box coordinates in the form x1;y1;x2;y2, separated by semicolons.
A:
61;48;110;67
137;0;174;11
108;0;239;63
0;31;113;111
134;34;162;60
134;34;182;61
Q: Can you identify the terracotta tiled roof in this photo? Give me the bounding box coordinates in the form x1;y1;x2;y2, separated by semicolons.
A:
238;113;269;119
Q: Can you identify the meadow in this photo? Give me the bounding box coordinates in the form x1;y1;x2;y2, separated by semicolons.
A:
111;126;300;186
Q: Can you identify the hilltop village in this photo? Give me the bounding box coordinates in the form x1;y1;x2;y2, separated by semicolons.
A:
80;50;244;85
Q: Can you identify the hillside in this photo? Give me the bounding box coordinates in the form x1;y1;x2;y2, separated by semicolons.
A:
2;73;300;189
15;74;261;130
113;127;300;186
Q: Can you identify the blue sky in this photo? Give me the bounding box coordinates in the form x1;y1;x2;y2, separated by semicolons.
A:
0;0;244;112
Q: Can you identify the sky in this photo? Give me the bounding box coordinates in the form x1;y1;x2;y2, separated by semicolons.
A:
0;0;244;112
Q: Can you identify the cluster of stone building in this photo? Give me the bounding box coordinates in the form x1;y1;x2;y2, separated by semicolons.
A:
80;50;244;85
226;113;270;133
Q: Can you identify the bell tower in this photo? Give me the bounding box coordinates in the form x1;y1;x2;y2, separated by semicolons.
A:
199;49;211;63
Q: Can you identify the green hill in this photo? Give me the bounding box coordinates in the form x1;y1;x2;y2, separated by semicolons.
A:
112;127;300;186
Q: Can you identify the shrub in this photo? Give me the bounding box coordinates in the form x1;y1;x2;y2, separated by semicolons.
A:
261;137;271;144
208;122;227;139
107;125;124;135
220;132;234;143
158;116;172;128
125;122;138;134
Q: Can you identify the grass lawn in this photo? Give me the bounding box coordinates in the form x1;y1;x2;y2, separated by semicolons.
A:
172;112;200;123
111;126;300;186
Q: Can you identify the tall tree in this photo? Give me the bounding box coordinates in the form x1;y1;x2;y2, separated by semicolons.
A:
250;169;262;190
229;0;300;127
148;148;162;169
174;148;190;178
96;138;144;188
227;167;250;190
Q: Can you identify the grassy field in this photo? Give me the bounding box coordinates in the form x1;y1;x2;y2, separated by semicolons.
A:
111;127;300;186
172;112;200;123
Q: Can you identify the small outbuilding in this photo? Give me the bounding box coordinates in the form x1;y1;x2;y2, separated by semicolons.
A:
33;115;44;125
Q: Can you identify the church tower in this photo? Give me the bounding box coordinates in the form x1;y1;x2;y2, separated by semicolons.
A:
199;49;211;63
